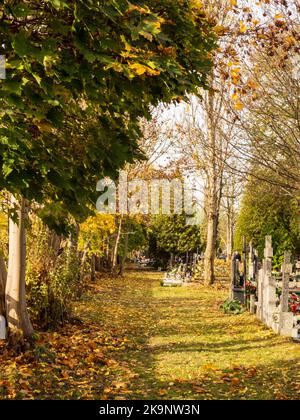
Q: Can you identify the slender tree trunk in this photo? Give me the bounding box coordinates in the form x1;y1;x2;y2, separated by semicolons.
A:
80;241;90;281
111;216;122;273
91;254;96;282
69;223;79;251
203;89;218;286
95;256;101;272
0;255;7;316
5;196;33;341
203;208;218;286
119;233;128;276
226;213;233;262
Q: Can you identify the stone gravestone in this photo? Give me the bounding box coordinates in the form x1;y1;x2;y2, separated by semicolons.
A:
264;236;273;259
279;252;294;337
257;236;275;326
264;259;277;328
248;242;254;280
256;269;264;321
0;315;6;340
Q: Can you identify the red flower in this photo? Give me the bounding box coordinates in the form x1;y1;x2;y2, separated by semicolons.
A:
290;304;299;314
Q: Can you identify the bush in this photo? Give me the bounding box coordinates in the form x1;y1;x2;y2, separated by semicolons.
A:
193;259;231;280
220;299;246;315
26;217;82;329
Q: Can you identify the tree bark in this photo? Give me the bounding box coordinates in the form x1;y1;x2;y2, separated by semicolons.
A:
91;254;96;282
119;233;128;276
203;89;219;286
80;241;90;281
5;196;33;340
0;254;7;316
111;216;123;273
226;212;233;262
203;209;218;286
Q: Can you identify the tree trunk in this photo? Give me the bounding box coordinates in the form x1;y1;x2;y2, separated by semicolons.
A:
226;212;233;262
111;216;122;273
119;233;128;276
5;196;33;341
0;255;7;316
203;211;218;286
91;254;96;282
80;241;90;281
203;88;219;286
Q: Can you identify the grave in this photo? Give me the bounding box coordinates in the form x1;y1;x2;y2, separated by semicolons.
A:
254;239;300;340
0;315;6;340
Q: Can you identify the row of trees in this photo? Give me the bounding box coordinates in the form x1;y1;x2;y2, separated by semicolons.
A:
0;0;216;342
136;0;299;283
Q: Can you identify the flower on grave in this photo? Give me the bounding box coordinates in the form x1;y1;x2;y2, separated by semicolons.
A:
246;281;257;295
288;293;300;313
290;303;300;314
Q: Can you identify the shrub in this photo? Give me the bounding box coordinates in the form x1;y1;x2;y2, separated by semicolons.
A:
26;216;82;329
220;299;246;315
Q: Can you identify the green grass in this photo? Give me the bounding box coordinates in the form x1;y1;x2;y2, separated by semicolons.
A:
76;271;300;400
1;270;299;400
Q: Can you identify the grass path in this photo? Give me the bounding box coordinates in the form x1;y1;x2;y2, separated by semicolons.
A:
0;271;300;399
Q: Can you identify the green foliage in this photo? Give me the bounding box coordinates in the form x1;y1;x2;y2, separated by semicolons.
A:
148;214;203;268
27;250;81;329
234;176;300;267
119;216;148;257
26;216;82;329
151;214;203;254
0;0;216;229
220;299;246;315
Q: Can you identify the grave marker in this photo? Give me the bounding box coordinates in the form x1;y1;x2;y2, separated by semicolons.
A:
0;315;6;340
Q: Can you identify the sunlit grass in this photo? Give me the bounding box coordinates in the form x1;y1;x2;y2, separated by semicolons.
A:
78;271;300;400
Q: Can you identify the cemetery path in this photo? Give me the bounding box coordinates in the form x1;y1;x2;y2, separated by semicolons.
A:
0;271;299;400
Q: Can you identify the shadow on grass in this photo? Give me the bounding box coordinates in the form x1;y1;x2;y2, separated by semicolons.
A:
91;274;300;400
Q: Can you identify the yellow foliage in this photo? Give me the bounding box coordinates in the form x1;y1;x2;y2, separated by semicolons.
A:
79;214;116;254
129;62;160;76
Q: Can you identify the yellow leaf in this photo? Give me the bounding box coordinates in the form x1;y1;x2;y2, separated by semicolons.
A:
239;22;247;33
129;63;160;76
191;0;203;8
234;101;244;111
129;63;147;75
230;0;237;6
275;13;283;20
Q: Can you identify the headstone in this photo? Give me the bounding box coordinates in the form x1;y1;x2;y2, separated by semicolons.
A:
292;327;300;340
264;236;273;259
265;272;277;328
249;242;254;280
281;252;292;313
256;269;264;321
249;295;256;314
0;315;6;340
272;311;281;334
280;313;294;337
